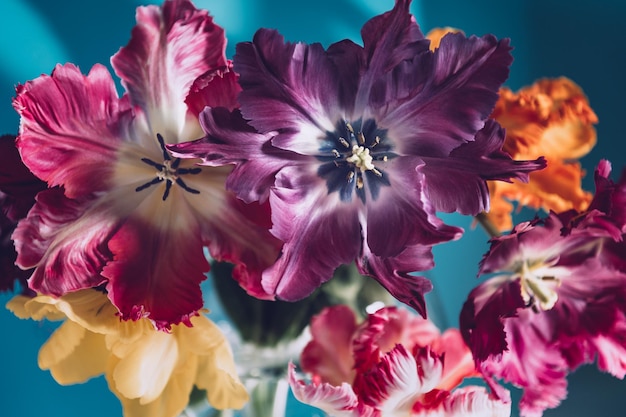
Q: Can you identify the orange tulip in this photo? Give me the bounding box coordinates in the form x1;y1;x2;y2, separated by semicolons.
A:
487;77;598;232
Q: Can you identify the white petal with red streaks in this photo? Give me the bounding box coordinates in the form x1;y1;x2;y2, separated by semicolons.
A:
111;0;227;139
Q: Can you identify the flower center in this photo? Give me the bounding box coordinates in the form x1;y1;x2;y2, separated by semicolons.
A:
318;119;393;202
135;133;202;201
346;145;379;174
516;259;561;311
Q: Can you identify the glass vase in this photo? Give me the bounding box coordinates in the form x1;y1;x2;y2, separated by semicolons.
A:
181;325;310;417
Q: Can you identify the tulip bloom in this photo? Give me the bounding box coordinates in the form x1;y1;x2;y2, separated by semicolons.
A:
289;305;510;416
12;0;280;329
487;77;598;232
172;0;545;316
461;160;626;416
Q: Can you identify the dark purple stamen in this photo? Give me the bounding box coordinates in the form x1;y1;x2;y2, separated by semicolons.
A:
135;133;203;200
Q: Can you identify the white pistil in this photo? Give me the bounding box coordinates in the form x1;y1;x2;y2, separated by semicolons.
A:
517;260;561;311
347;145;375;171
156;160;178;182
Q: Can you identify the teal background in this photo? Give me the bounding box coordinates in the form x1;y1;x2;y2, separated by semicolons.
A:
1;0;625;416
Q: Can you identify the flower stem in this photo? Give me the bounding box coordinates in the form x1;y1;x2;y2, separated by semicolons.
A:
475;212;501;238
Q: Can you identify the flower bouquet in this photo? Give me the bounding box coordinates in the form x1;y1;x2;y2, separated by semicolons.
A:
1;1;625;416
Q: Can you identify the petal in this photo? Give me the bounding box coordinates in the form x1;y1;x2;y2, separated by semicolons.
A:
459;276;526;362
111;0;226;136
9;294;65;321
357;243;438;318
14;189;114;296
172;107;298;204
185;62;241;115
587;159;626;231
39;321;109;385
353;306;440;373
109;355;196;417
288;363;362;417
357;346;441;414
433;329;479;392
479;315;570;417
102;214;208;330
493;77;598;160
0;211;27;293
262;167;361;300
486;160;592;233
365;157;463;257
190;316;248;410
301;305;358;386
111;329;178;403
49;289;122;335
355;0;430;112
435;386;511;417
202;194;282;301
421;120;546;215
13;63;128;198
592;325;626;379
380;33;513;157
0;134;46;221
234;29;341;153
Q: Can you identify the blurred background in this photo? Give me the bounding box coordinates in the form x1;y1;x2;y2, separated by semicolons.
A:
1;0;625;416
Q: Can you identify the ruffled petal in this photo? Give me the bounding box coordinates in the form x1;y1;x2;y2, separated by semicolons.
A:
102;214;207;330
459;276;526;363
592;317;626;379
108;354;196;417
39;321;109;385
0;207;27;293
480;315;569;417
380;33;512;157
425;27;463;51
493;77;598;161
47;289;122;334
111;0;226;137
14;189;114;296
358;346;441;414
111;330;178;403
365;157;463;258
358;158;462;316
0;135;46;292
185;62;241;115
354;0;430;112
357;243;439;318
202;194;281;301
435;386;511;417
172;107;299;203
433;329;479;392
234;29;342;153
262;167;361;300
352;306;440;373
13;63;128;198
181;315;248;410
486;160;592;232
7;294;65;321
301;305;358;386
288;363;362;417
421;120;546;215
